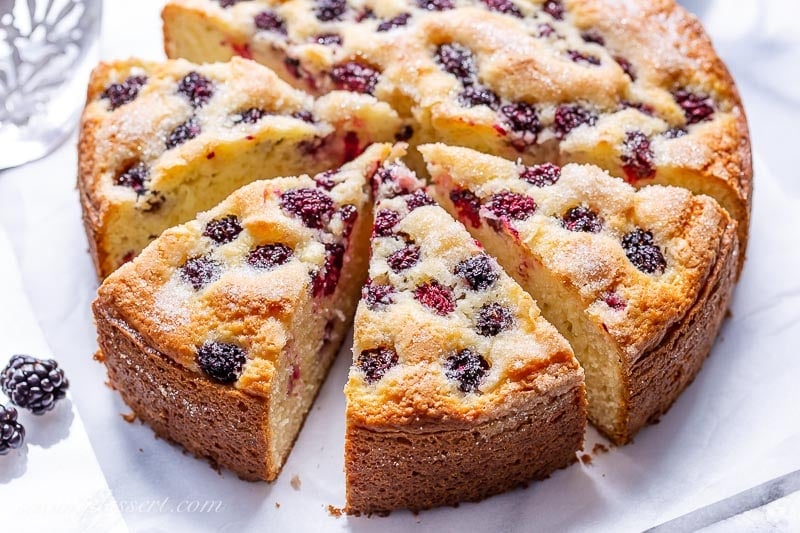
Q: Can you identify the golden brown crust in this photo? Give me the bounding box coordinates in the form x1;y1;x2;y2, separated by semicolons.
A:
345;364;586;513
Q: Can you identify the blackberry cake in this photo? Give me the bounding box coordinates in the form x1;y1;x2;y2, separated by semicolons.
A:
93;144;392;480
421;143;737;444
162;0;751;263
79;56;403;278
344;151;586;512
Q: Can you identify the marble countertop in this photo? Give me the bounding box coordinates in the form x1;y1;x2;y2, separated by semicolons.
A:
1;1;799;531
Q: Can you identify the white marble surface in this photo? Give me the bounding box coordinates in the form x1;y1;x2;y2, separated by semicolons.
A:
1;1;799;531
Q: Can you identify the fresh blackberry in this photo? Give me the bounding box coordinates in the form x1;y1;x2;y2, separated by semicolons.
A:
622;228;666;274
1;355;69;415
330;61;380;94
435;43;477;84
254;10;287;34
417;0;454;10
520;163;560;187
376;13;411;32
203;215;243;244
475;303;513;336
357;347;398;383
0;404;24;454
414;280;456;316
444;349;489;393
196;342;247;383
459;85;500;109
177;72;214;108
101;75;147;110
166;117;201;149
116;162;149;194
455;254;498;291
562;206;602;233
233;107;267;125
481;0;523;18
247;243;293;270
179;255;221;289
542;0;565;19
280;187;335;229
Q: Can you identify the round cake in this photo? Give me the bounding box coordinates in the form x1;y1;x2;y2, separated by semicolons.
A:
85;0;752;516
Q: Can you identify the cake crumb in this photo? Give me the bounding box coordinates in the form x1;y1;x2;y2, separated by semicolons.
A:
592;443;609;455
580;453;593;465
327;505;343;518
275;502;281;509
121;412;137;423
290;475;302;490
93;351;106;362
104;380;116;390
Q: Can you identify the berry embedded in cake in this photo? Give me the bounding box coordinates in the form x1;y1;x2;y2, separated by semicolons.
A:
162;0;751;266
93;144;394;481
344;148;586;513
421;143;738;444
79;57;405;278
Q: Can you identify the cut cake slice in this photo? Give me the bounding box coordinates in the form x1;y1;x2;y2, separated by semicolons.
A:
80;56;403;277
93;144;393;480
344;147;586;513
421;142;737;444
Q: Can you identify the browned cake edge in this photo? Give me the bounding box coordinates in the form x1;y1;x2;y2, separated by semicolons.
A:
78;108;108;280
614;218;739;444
94;300;352;481
94;302;276;480
344;365;586;514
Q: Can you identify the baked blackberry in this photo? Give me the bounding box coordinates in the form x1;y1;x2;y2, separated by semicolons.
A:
0;404;25;455
1;355;69;415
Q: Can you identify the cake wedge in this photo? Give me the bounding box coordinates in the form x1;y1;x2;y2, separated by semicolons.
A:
421;143;738;444
79;57;403;278
93;143;392;480
344;148;586;513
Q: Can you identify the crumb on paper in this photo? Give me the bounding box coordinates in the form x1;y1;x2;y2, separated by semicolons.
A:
93;351;106;363
121;412;137;423
138;448;143;453
104;380;116;390
580;453;593;465
592;443;609;455
290;474;302;490
327;505;343;518
275;502;281;509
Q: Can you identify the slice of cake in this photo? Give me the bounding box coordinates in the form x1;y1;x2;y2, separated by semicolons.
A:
344;149;586;513
420;143;737;444
93;143;393;481
162;0;751;265
80;56;403;278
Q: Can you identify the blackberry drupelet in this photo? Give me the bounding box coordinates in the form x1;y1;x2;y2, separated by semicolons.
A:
0;404;25;454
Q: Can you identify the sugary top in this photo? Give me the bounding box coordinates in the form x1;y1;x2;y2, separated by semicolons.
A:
421;142;734;360
166;0;750;218
346;149;579;428
97;143;392;398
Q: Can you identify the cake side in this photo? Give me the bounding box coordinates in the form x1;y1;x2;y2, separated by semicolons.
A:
345;365;585;513
95;304;277;480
